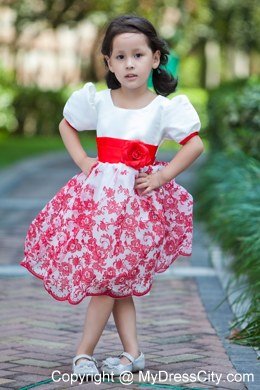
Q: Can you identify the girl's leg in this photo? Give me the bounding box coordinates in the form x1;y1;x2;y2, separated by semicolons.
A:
75;295;115;364
112;296;140;365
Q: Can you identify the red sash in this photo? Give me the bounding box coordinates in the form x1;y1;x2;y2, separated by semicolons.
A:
96;137;158;169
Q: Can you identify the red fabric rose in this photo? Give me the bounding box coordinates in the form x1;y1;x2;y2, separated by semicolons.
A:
121;140;153;169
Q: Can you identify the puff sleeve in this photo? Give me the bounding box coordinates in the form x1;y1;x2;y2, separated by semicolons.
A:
162;94;201;145
63;82;97;131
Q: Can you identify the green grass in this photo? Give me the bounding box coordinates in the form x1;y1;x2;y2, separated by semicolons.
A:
0;133;96;170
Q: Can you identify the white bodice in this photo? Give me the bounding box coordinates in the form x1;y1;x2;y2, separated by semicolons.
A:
63;82;201;146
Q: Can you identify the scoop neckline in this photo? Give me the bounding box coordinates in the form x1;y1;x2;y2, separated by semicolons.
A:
108;89;161;111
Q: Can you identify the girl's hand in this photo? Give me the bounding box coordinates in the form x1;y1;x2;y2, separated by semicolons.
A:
79;156;98;176
134;171;164;196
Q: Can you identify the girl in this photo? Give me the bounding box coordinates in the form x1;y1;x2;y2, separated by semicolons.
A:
20;14;204;378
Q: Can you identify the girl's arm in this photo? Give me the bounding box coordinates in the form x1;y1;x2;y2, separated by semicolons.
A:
59;118;97;174
135;135;204;195
159;135;204;185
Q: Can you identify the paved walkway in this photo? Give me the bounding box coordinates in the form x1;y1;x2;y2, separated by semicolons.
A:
0;151;258;389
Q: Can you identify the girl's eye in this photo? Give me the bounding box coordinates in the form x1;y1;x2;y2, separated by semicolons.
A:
115;53;143;60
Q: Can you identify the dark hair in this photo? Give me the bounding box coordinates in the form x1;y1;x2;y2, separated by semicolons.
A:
101;14;178;96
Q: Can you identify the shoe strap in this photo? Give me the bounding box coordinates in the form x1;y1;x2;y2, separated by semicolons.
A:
73;354;97;366
120;352;135;363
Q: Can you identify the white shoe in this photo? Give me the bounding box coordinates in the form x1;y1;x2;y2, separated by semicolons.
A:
101;351;145;376
72;354;99;378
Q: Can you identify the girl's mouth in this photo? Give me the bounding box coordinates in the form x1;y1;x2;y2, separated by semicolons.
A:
125;74;138;80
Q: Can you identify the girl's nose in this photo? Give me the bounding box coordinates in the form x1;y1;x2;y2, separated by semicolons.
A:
126;57;134;68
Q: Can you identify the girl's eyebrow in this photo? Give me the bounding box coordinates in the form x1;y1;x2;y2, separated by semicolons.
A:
114;48;144;53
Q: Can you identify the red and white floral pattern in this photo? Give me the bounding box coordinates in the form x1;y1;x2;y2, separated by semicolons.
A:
20;160;193;304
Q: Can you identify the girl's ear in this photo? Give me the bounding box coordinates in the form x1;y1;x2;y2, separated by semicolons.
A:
105;55;113;72
152;50;161;69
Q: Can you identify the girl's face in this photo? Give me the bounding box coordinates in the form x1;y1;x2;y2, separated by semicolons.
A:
105;32;160;90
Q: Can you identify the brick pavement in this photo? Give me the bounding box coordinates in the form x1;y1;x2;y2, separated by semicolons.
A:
0;151;258;389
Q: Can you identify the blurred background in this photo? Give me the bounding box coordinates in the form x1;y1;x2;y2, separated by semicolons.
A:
0;0;259;347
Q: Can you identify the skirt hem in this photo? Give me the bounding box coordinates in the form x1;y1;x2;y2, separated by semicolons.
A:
20;249;191;305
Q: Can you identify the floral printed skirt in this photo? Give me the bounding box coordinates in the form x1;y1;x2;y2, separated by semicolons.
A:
20;160;193;304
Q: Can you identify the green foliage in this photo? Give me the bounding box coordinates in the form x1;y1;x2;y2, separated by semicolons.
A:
194;150;260;346
193;67;260;348
207;76;260;159
0;65;18;133
209;0;260;51
12;85;69;136
173;0;260;60
178;56;202;88
8;0;168;32
0;62;75;136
